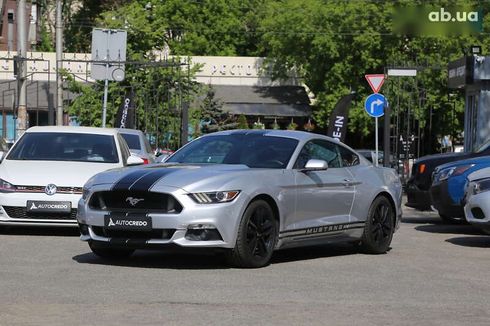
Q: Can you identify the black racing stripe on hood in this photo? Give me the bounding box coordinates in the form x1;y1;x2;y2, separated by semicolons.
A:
129;168;180;191
112;169;152;191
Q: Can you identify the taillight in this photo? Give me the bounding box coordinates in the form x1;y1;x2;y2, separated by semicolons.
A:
142;158;149;164
419;164;426;174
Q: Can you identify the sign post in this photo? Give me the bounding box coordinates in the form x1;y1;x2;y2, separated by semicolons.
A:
364;93;386;166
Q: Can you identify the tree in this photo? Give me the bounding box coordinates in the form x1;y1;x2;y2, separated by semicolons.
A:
258;0;490;151
200;86;236;133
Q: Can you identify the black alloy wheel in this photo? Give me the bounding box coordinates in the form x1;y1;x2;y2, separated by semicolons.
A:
228;200;278;268
360;196;395;254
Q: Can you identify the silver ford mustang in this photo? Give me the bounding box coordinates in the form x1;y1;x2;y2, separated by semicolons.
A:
77;130;402;267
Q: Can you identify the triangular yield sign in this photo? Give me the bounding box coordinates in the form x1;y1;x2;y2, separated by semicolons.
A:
365;74;385;93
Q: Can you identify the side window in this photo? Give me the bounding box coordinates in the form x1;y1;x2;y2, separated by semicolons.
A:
338;145;359;167
294;140;342;169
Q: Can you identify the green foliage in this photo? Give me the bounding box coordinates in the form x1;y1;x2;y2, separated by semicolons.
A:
237;115;249;129
259;0;490;149
199;86;236;133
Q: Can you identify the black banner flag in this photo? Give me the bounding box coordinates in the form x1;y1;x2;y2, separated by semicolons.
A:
115;90;135;129
326;93;356;143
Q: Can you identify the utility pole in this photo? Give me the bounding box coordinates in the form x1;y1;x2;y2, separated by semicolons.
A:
16;0;28;139
56;0;63;125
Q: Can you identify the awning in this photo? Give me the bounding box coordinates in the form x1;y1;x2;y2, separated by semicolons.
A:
223;103;310;117
212;85;311;117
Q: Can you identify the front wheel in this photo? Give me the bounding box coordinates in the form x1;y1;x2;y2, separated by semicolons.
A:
359;196;395;254
227;200;278;268
88;241;134;259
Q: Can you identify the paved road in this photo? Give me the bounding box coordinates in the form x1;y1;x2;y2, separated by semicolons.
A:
0;205;489;326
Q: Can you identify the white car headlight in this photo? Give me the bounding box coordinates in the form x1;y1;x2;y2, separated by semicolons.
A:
473;178;490;195
0;178;16;193
189;191;240;204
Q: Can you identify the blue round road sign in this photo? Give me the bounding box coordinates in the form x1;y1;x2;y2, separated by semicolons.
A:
364;93;386;118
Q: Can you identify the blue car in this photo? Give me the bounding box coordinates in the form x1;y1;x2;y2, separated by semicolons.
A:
429;156;490;223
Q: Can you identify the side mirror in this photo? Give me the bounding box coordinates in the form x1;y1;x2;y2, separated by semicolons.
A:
126;154;144;166
301;159;328;172
0;151;4;162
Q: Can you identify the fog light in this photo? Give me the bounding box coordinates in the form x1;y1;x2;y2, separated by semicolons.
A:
185;225;222;241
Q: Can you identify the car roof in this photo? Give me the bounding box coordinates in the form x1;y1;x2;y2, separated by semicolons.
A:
206;129;338;143
26;126;119;136
116;128;144;135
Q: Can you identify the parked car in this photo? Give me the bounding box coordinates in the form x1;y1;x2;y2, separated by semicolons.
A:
78;130;402;268
155;149;174;163
356;149;408;183
117;128;155;164
0;126;143;229
464;167;490;234
406;140;490;211
429;156;490;223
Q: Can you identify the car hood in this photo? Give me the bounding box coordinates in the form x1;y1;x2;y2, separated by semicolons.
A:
0;160;121;186
89;163;282;192
436;155;490;171
467;166;490;182
416;151;469;164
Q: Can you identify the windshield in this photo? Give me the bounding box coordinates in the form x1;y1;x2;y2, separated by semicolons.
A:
7;132;119;163
167;134;299;169
120;133;141;150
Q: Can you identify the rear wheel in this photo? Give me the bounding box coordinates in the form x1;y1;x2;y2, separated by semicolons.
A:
88;241;134;259
227;200;278;268
360;196;395;254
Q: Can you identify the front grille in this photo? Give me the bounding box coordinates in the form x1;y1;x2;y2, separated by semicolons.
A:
89;191;182;214
2;206;77;220
15;185;82;194
92;226;176;240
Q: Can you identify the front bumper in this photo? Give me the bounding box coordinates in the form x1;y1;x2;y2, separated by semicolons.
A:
77;186;247;249
0;192;80;227
464;191;490;232
405;182;432;210
429;181;464;218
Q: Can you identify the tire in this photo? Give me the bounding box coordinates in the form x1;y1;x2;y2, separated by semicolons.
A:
88;240;134;259
360;196;395;254
227;200;278;268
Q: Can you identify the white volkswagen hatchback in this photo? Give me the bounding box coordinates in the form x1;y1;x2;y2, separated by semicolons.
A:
0;126;143;228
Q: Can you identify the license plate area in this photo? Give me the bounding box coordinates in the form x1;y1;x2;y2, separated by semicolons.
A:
26;201;71;213
104;213;152;231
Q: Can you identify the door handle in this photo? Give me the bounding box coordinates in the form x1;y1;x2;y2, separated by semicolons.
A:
343;178;353;187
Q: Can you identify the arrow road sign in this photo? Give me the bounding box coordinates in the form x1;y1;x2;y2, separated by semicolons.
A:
365;74;385;93
364;93;386;118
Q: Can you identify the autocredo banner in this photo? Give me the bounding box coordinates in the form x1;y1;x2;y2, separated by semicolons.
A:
115;90;135;129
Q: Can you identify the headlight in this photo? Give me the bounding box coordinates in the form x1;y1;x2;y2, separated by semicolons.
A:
473;178;490;195
438;164;474;181
0;178;16;193
189;191;240;204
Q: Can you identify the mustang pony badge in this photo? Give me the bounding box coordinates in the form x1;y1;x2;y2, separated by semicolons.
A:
126;197;144;206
